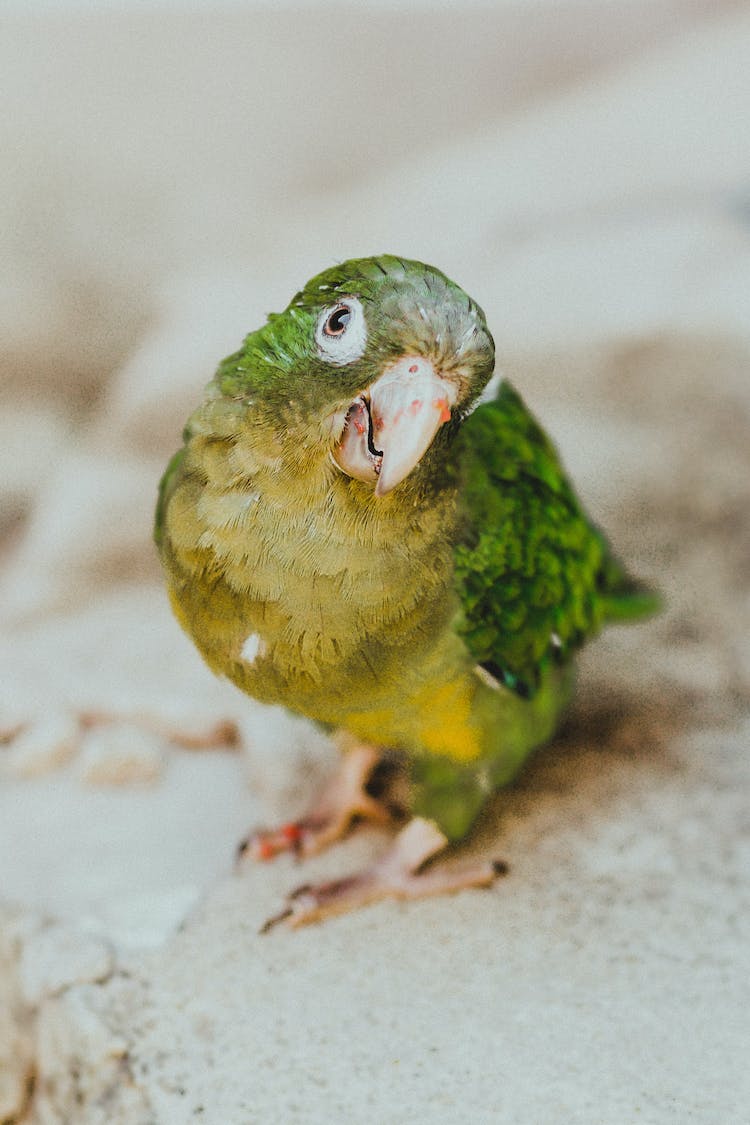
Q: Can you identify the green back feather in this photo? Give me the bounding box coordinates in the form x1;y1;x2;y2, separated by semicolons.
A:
453;382;658;697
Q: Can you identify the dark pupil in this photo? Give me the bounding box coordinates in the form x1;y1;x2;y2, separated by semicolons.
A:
326;306;351;335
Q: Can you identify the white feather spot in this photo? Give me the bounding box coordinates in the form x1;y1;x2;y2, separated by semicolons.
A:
241;633;266;665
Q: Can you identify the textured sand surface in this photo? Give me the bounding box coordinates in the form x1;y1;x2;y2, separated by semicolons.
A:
1;3;749;1122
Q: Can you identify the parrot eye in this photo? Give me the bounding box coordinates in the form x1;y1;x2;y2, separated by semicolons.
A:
315;297;367;365
323;306;351;336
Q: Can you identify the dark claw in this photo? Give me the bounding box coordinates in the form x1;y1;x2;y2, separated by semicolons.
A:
259;877;361;934
258;883;317;934
259;906;295;935
288;882;314;899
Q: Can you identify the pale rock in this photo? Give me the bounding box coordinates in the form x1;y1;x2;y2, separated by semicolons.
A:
0;907;35;1123
3;714;80;779
33;985;153;1125
91;885;202;951
19;922;114;1006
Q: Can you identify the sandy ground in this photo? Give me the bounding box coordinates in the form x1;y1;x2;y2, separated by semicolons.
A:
1;3;749;1122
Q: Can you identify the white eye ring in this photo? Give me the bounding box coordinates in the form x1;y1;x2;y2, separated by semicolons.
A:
315;296;367;365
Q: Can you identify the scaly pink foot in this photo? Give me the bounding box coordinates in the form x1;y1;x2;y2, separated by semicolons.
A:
239;740;396;862
260;817;507;931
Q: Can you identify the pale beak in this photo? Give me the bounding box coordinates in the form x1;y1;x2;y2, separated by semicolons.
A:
333;356;457;496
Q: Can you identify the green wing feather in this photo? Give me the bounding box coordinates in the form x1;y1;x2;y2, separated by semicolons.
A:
453;381;659;697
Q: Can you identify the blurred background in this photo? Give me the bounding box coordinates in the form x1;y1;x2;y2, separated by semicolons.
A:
2;2;750;1120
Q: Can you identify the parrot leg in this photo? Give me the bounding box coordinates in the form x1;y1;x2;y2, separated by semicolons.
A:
239;740;398;863
260;817;506;931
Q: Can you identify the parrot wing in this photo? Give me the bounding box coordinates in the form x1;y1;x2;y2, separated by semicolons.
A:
453;381;659;698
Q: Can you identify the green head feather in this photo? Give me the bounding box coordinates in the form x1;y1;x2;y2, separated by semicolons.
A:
215;255;495;426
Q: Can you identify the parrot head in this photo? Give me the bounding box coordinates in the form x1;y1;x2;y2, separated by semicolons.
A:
218;255;495;495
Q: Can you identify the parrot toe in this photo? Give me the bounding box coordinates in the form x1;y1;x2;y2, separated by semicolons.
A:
259;817;506;931
237;740;399;864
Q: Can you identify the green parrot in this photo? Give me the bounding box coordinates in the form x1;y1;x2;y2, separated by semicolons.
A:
155;255;657;928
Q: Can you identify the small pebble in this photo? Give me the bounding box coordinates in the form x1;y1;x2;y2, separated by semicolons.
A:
77;722;165;785
3;715;80;778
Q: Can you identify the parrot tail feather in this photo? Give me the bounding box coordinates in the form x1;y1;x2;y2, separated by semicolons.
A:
600;580;662;624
